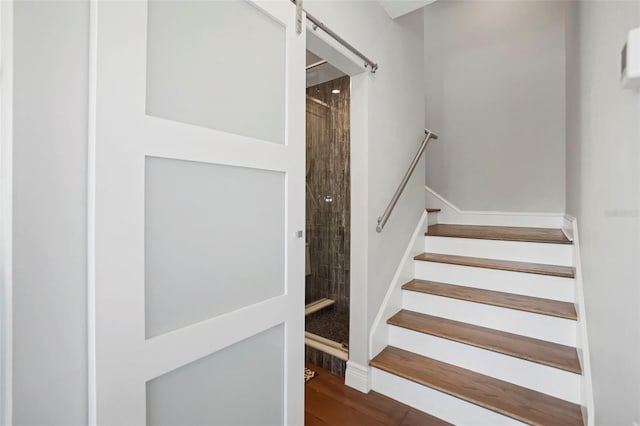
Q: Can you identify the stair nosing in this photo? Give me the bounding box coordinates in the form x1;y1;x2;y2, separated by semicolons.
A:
424;232;572;245
414;252;576;278
387;309;582;374
370;347;583;426
425;224;573;245
402;279;577;320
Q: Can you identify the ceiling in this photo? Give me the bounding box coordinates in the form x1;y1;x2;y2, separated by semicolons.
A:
377;0;437;19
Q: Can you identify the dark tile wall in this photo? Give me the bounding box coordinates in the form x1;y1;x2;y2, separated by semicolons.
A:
304;76;350;377
305;75;351;314
305;346;347;378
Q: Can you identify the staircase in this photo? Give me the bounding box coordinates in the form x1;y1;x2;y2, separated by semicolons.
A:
369;213;585;425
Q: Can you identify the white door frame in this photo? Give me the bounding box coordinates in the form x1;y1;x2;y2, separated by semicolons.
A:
0;1;14;423
305;23;372;393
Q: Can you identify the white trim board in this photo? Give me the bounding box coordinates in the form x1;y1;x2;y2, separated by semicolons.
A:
87;0;98;422
563;214;576;242
345;71;369;392
425;185;565;228
307;16;372;394
345;360;371;393
0;1;14;423
567;216;595;425
305;18;372;392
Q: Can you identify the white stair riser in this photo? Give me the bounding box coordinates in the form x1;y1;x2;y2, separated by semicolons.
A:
414;261;575;302
371;368;527;425
389;326;580;403
425;236;572;266
427;212;440;226
402;291;577;346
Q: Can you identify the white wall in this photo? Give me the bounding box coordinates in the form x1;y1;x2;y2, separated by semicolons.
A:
423;1;566;213
12;1;89;424
565;1;640;424
305;1;425;376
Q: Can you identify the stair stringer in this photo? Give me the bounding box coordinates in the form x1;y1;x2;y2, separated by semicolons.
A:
567;214;595;426
369;210;428;360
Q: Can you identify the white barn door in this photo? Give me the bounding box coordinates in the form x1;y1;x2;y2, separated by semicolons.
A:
88;1;305;424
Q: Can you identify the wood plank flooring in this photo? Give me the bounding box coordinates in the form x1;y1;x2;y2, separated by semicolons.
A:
305;363;450;426
414;253;576;278
370;347;583;426
402;279;577;319
387;310;581;373
426;224;572;244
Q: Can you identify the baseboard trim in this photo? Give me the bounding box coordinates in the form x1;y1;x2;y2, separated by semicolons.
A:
345;360;371;393
563;214;576;241
425;185;565;228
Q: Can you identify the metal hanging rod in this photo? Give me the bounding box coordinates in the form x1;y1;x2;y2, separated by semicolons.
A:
376;129;439;233
293;0;379;73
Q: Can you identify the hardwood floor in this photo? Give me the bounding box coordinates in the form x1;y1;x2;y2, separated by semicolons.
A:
305;363;450;426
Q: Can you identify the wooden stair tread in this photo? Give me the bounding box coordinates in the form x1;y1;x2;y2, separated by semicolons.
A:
370;347;583;426
426;224;572;244
414;253;576;278
401;409;452;426
402;279;577;320
388;310;581;374
426;208;441;213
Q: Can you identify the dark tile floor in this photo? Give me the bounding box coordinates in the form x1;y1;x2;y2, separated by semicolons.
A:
305;307;349;346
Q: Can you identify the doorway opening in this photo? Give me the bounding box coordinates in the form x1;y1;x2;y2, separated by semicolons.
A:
304;51;351;376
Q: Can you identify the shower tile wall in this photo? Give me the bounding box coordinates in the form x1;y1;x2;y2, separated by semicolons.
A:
305;75;350;314
305;346;346;377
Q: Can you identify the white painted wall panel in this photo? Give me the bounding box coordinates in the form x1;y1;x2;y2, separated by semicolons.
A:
423;1;566;213
12;1;89;423
565;2;640;423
